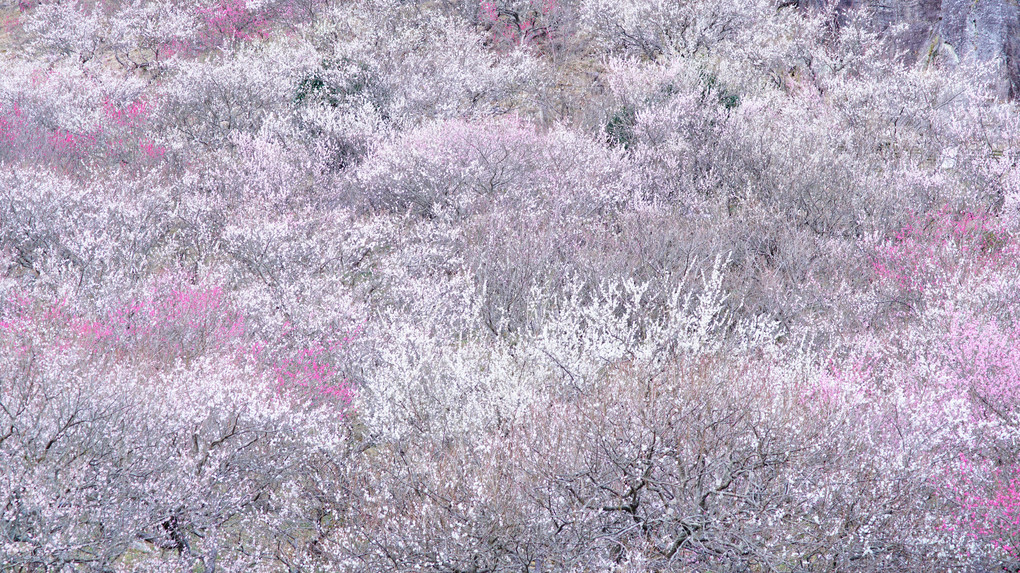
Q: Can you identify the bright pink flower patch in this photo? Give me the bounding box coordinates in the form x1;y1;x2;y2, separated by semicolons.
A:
198;0;270;46
0;281;358;409
946;455;1020;559
479;0;560;50
870;206;1016;302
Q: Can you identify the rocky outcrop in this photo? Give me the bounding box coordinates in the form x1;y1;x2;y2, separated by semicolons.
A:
809;0;1020;98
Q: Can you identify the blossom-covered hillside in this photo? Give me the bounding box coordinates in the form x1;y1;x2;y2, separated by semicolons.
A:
3;1;1020;571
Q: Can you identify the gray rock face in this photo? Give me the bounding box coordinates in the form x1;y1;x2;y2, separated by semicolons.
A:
811;0;1020;98
941;0;1010;61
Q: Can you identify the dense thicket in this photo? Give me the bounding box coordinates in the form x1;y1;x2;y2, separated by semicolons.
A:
3;1;1020;571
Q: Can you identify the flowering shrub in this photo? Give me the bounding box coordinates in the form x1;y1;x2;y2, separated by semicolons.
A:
871;207;1014;303
478;0;561;51
0;281;357;569
853;207;1020;563
198;0;270;46
0;102;23;145
1;278;357;407
946;456;1020;560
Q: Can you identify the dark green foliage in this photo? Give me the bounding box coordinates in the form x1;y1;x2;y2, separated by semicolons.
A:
700;72;739;110
294;57;379;109
606;106;636;148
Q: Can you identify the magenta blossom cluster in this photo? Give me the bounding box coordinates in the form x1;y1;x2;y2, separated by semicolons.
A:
870;206;1013;300
479;0;560;50
0;280;357;408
